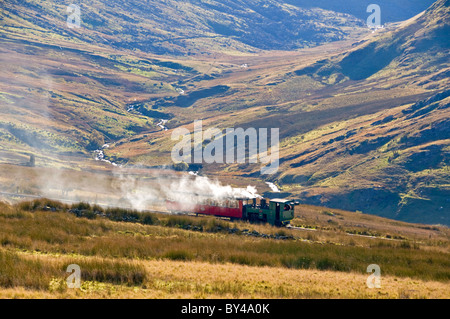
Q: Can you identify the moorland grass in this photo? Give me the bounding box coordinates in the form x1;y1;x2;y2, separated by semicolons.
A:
0;200;449;284
0;249;145;290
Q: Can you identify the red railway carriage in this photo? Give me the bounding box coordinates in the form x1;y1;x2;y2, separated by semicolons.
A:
166;199;243;219
166;197;296;226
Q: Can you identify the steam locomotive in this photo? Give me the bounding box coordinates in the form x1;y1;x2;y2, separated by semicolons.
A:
166;197;297;226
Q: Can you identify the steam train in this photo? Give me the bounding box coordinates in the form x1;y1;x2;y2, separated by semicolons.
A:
166;197;297;226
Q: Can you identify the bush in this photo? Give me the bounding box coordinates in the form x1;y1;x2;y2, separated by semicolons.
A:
204;218;229;232
229;254;253;266
92;205;104;213
105;207;139;222
83;210;97;220
282;256;312;269
140;213;157;225
71;202;91;211
73;259;146;286
164;250;194;261
17;199;67;212
322;211;335;216
166;215;193;228
316;258;350;271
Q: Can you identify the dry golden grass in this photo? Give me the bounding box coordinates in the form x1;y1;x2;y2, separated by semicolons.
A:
292;204;450;246
0;199;448;282
0;192;448;300
0;253;448;299
0;199;448;300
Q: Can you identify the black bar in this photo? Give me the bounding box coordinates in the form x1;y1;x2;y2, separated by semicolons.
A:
0;299;446;318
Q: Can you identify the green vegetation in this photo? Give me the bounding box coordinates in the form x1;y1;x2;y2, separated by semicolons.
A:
1;200;449;282
0;199;448;298
0;250;145;290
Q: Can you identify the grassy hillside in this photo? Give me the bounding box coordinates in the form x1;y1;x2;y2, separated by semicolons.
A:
307;0;450;82
102;0;449;224
0;0;366;55
258;0;450;224
0;199;448;298
0;0;365;166
132;0;448;224
285;0;435;22
0;0;363;163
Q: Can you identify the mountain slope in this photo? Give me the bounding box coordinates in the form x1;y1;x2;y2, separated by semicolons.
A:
106;0;448;224
245;0;450;224
1;0;366;55
0;0;367;164
296;0;449;83
285;0;435;23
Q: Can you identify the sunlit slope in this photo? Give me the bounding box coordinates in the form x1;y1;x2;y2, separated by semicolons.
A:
299;0;449;83
0;0;368;165
0;36;202;165
284;0;435;22
0;0;366;55
224;0;449;224
109;0;449;224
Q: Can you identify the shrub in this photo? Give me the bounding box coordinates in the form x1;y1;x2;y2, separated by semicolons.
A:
105;207;139;222
322;211;335;216
164;250;194;261
73;259;146;286
282;256;312;269
316;258;350;271
71;202;91;211
229;254;253;266
17;199;67;212
140;213;157;225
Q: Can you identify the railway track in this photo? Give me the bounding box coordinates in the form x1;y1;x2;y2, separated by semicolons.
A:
0;192;412;242
0;191;41;199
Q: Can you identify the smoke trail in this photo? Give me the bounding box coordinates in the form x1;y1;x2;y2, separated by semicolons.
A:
163;175;259;199
157;174;260;211
115;171;261;211
114;172;162;211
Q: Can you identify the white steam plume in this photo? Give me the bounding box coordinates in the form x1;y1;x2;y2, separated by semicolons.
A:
114;171;261;212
